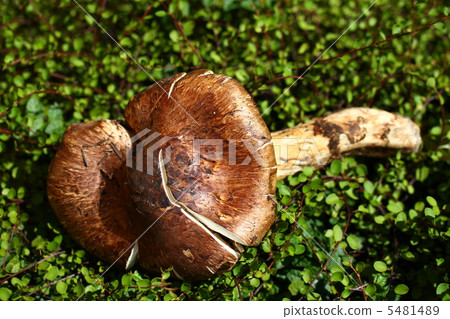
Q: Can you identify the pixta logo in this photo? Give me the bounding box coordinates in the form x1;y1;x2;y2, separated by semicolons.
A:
126;129;327;176
126;128;172;176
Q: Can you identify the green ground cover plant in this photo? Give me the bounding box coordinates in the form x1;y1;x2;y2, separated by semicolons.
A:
0;0;449;301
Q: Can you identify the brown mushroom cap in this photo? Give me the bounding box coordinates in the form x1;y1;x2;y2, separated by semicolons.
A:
47;119;138;269
47;70;278;280
125;69;277;278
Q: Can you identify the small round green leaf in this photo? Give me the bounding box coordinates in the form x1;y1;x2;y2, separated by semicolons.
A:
394;284;409;295
426;77;436;88
395;212;407;224
121;274;132;287
387;201;403;213
365;284;376;296
302;167;314;177
73;38;83;51
424;207;435;218
295;244;306;255
56;281;68;294
250;278;260;287
0;287;12;301
331;271;344;282
373;261;388;272
181;283;191;292
436;283;449;295
330;160;342;175
374;215;385;224
333;225;343;242
45;266;59;281
363;181;375;194
347;234;361;250
326;194;339;205
278;185;291;196
426;196;438;207
137;279;151;289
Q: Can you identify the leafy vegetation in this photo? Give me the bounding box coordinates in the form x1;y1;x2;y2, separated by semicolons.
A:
0;0;448;301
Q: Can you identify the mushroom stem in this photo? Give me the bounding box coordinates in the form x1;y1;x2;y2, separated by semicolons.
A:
271;107;422;180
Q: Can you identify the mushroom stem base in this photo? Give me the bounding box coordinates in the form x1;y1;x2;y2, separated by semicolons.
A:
271;107;422;180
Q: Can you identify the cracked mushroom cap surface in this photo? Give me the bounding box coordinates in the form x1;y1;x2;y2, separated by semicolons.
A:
47;119;138;269
125;69;277;279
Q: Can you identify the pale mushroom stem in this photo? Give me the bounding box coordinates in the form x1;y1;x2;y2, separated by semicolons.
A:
271;107;422;180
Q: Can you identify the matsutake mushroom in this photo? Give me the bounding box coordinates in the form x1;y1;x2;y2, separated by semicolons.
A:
47;69;421;280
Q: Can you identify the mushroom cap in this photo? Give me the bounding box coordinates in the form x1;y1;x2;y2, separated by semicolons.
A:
47;119;138;269
125;70;277;279
47;70;277;280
